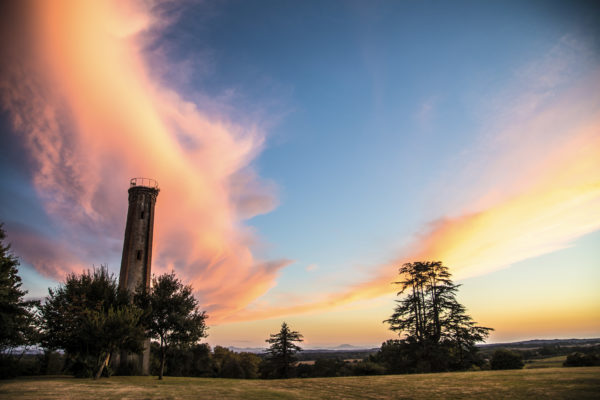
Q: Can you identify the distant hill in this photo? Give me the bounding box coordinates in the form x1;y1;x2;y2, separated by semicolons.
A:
226;338;600;355
227;344;379;354
227;347;266;354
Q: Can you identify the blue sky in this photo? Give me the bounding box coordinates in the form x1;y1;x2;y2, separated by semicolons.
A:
1;0;599;347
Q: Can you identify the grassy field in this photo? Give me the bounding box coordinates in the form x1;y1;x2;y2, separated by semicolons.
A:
524;355;567;369
1;367;599;399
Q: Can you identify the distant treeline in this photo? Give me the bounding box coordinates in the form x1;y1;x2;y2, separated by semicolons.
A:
11;342;600;379
478;343;600;361
296;350;377;361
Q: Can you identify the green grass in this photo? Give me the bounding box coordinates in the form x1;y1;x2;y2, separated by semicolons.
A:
524;355;567;369
1;367;599;399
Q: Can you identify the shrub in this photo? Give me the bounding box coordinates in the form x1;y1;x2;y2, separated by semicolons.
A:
563;352;599;367
490;349;524;370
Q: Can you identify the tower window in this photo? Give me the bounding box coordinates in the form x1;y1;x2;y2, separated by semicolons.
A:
140;211;145;219
136;250;142;260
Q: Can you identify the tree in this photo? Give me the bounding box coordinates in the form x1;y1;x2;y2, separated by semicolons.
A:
383;261;492;372
136;272;207;380
490;349;524;370
40;267;145;379
0;224;39;377
563;352;600;367
264;322;303;378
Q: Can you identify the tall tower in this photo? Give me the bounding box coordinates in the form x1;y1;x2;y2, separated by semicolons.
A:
118;177;159;375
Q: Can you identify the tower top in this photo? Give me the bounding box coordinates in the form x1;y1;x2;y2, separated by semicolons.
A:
130;177;159;191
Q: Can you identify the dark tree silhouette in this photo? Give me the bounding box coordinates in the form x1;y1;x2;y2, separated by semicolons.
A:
490;349;524;370
136;272;207;380
264;322;303;378
40;266;145;379
383;261;492;372
0;224;39;376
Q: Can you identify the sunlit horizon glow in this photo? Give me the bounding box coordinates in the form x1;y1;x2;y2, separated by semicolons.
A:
1;0;598;347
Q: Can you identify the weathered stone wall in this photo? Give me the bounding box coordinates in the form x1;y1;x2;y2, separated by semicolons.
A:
119;186;158;292
117;184;159;375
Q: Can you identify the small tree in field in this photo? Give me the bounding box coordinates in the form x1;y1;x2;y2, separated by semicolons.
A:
136;272;207;380
264;322;303;378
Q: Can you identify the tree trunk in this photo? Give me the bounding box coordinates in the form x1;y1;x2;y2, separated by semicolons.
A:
94;352;111;380
159;341;166;380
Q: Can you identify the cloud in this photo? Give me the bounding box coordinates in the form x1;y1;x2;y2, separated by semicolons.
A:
220;41;600;323
1;3;598;327
0;0;287;323
306;264;318;272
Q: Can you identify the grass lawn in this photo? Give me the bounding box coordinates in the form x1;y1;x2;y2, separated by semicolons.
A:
1;367;599;399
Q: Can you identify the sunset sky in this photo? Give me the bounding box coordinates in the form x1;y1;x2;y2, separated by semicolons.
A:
0;0;599;349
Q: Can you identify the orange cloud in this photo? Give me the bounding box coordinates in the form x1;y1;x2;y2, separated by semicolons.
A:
222;71;600;323
1;0;289;322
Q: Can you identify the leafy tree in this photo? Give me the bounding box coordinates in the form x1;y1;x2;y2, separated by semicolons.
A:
490;349;524;370
212;346;261;378
383;261;492;372
312;358;349;377
372;339;414;374
350;360;386;376
563;352;600;367
0;224;39;377
237;351;261;379
151;342;213;377
136;272;207;380
40;267;145;379
264;322;303;378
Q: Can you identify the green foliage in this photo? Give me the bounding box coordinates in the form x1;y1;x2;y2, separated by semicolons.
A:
351;360;386;375
39;266;145;379
491;349;524;370
0;224;39;378
213;346;261;379
136;272;207;380
297;358;386;377
382;261;492;373
148;342;260;378
311;358;349;377
263;322;303;378
563;352;600;367
372;339;414;373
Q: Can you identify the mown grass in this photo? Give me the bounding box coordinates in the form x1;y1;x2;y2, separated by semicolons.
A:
1;367;599;399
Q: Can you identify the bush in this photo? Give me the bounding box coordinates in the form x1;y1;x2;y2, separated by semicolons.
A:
490;349;524;370
350;360;386;375
563;352;599;367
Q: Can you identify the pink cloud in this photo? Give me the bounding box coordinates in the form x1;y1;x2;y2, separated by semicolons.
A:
0;0;287;323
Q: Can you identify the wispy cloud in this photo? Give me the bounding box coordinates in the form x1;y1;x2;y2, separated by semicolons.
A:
222;38;600;323
306;264;319;272
0;0;289;322
415;96;439;130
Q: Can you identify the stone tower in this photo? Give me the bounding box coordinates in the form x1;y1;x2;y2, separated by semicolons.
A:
118;177;159;375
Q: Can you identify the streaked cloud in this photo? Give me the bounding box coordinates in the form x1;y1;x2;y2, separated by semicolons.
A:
0;0;289;322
